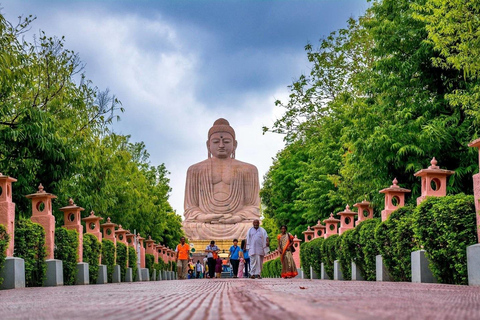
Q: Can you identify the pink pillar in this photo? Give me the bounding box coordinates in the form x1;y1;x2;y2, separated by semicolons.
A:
59;198;85;262
323;213;340;239
312;220;326;239
26;184;57;260
82;211;103;242
292;235;301;268
468;138;480;243
302;226;314;242
126;233;135;250
337;205;357;235
100;217;117;245
114;225;128;246
414;157;454;205
154;244;162;264
145;236;155;257
354;199;373;226
137;233;146;268
0;173;16;257
379;178;411;221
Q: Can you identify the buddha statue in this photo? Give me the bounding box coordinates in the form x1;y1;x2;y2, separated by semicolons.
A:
182;118;261;240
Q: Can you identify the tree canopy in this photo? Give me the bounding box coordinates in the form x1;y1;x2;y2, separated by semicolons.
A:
261;0;480;238
0;13;183;248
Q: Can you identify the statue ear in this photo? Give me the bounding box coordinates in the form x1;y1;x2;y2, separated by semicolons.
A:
206;140;211;158
232;140;238;159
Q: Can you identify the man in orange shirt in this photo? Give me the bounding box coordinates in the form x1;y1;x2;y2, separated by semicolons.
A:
176;237;190;280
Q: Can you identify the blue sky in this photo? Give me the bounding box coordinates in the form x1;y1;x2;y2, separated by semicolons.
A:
2;0;369;216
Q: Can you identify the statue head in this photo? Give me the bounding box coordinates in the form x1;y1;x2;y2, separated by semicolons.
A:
207;118;238;159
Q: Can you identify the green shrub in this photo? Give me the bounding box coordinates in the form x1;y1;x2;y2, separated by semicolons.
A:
357;218;380;281
83;233;101;284
116;242;128;281
261;258;281;278
101;239;115;282
155;257;166;271
321;234;340;279
375;206;417;281
128;246;138;278
300;241;313;278
414;194;477;285
146;253;155;276
54;227;79;285
338;229;358;280
14;219;46;286
0;224;10;286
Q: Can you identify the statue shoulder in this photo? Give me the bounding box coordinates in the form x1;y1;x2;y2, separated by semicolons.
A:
231;159;258;174
187;159;210;173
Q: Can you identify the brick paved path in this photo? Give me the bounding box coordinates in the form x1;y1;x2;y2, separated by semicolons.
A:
1;279;480;319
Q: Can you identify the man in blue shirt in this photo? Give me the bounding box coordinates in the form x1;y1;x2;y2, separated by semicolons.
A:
228;239;241;278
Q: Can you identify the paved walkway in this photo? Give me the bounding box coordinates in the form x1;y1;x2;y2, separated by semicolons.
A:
1;279;480;319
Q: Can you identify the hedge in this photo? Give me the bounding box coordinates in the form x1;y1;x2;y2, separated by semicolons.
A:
128;246;138;278
300;237;324;279
356;218;380;281
0;224;9;286
261;257;281;278
101;239;115;282
14;219;46;286
414;194;477;285
375;206;417;281
83;233;102;284
146;253;155;276
116;242;128;281
54;227;79;285
321;234;340;279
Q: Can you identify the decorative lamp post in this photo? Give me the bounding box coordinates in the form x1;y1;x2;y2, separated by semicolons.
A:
126;232;135;249
137;233;146;268
379;178;411;222
82;211;103;242
115;225;128;246
414;157;455;205
59;198;85;262
302;226;314;243
145;236;155;256
0;173;17;257
353;199;373;226
26;184;57;260
337;205;357;235
101;217;117;245
312;220;326;239
292;235;302;269
323;213;340;239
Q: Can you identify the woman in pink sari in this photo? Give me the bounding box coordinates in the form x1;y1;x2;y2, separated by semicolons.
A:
277;225;298;279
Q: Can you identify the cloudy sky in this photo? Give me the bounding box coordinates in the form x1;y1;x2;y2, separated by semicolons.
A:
2;0;369;217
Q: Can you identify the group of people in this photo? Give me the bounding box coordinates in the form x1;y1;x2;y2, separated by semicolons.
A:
175;219;298;280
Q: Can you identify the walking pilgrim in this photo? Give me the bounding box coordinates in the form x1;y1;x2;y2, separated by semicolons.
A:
246;219;269;279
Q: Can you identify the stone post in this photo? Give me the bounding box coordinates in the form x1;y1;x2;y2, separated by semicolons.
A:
337;205;356;235
101;217;117;245
82;211;103;242
353;199;373;226
414;157;454;205
379;178;411;221
0;173;17;257
302;226;314;242
115;225;128;246
26;184;57;260
468;138;480;243
292;235;302;270
59;198;84;262
137;233;146;268
323;213;340;239
312;220;326;239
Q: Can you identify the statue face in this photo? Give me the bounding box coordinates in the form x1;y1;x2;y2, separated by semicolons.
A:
208;132;236;159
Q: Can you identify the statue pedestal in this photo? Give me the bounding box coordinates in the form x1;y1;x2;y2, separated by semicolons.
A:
189;239;235;258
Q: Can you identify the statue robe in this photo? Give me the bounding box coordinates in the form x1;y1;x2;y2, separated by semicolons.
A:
183;158;260;240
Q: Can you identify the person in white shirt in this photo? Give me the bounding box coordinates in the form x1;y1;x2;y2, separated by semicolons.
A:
246;219;269;279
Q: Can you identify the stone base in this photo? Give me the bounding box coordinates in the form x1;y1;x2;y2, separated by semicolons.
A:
157;270;162;281
0;257;25;289
125;268;133;282
151;269;156;281
411;250;436;283
141;268;150;281
295;268;303;279
467;244;480;286
351;261;364;281
334;260;343;280
97;265;107;284
44;259;63;287
75;262;89;285
135;267;142;281
321;263;330;280
310;266;318;279
112;265;121;283
376;255;391;282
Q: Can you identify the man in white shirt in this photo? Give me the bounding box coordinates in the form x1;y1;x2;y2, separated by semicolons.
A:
246;219;269;279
